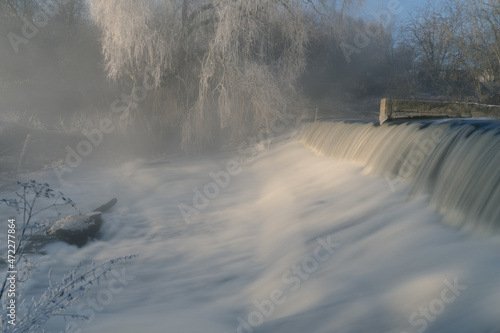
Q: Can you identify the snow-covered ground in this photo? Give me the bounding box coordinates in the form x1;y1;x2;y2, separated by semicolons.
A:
1;129;500;333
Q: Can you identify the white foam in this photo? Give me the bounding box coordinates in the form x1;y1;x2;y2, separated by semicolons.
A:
1;131;499;332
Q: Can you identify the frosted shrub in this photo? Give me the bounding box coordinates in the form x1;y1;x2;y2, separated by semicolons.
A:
0;181;135;333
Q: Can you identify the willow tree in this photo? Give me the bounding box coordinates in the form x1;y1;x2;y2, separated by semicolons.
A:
88;0;352;150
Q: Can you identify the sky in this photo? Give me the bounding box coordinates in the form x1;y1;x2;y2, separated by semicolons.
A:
361;0;428;23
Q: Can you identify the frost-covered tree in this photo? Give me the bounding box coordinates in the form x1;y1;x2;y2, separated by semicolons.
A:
88;0;354;150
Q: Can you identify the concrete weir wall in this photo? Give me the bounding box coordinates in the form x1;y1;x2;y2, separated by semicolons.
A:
379;98;500;124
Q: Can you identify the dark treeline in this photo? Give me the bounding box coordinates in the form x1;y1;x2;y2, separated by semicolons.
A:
0;0;499;151
304;0;500;104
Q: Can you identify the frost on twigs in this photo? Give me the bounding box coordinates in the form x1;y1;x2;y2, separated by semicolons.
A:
0;256;137;333
0;180;79;256
0;180;136;332
88;0;354;151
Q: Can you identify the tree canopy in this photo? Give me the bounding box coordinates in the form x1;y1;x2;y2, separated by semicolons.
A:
88;0;354;150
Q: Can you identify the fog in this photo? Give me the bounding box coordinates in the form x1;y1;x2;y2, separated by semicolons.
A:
1;1;500;332
0;0;405;160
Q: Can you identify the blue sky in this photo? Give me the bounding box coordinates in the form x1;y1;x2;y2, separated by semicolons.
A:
360;0;428;23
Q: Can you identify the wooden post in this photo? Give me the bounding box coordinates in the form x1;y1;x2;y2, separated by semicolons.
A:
379;98;391;124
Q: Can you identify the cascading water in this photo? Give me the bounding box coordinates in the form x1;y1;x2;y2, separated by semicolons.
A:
301;120;500;234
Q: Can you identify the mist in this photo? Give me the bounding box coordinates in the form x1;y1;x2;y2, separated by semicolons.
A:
1;1;500;333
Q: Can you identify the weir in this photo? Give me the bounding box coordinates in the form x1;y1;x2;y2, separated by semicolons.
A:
379;98;500;124
301;120;500;234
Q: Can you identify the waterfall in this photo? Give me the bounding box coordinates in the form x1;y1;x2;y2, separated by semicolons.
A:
301;120;500;234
